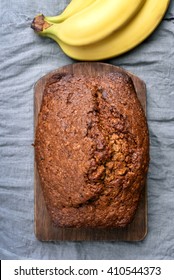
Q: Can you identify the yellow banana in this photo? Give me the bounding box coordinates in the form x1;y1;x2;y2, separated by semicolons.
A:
57;0;170;60
45;0;96;23
54;0;146;46
31;0;170;61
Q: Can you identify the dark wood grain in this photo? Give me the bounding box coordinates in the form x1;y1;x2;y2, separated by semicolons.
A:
34;62;147;241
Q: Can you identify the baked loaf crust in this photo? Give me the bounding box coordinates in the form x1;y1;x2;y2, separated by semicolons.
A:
35;71;149;228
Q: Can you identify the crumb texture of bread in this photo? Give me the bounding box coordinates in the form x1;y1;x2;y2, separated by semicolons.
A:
35;72;149;228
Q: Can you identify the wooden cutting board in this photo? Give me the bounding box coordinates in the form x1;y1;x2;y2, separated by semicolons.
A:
34;62;147;241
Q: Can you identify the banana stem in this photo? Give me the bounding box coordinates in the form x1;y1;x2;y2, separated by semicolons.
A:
31;14;53;33
31;14;62;49
45;15;65;23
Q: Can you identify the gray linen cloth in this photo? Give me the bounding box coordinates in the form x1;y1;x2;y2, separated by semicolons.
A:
0;0;174;259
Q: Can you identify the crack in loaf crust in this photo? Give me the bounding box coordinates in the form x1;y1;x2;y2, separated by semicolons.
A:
35;71;149;228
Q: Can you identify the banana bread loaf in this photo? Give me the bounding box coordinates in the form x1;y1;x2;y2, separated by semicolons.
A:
35;71;149;228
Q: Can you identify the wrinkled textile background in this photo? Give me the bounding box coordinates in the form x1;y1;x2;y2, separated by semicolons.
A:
0;0;174;260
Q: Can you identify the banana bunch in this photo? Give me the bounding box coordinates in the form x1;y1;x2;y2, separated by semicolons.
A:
31;0;170;61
